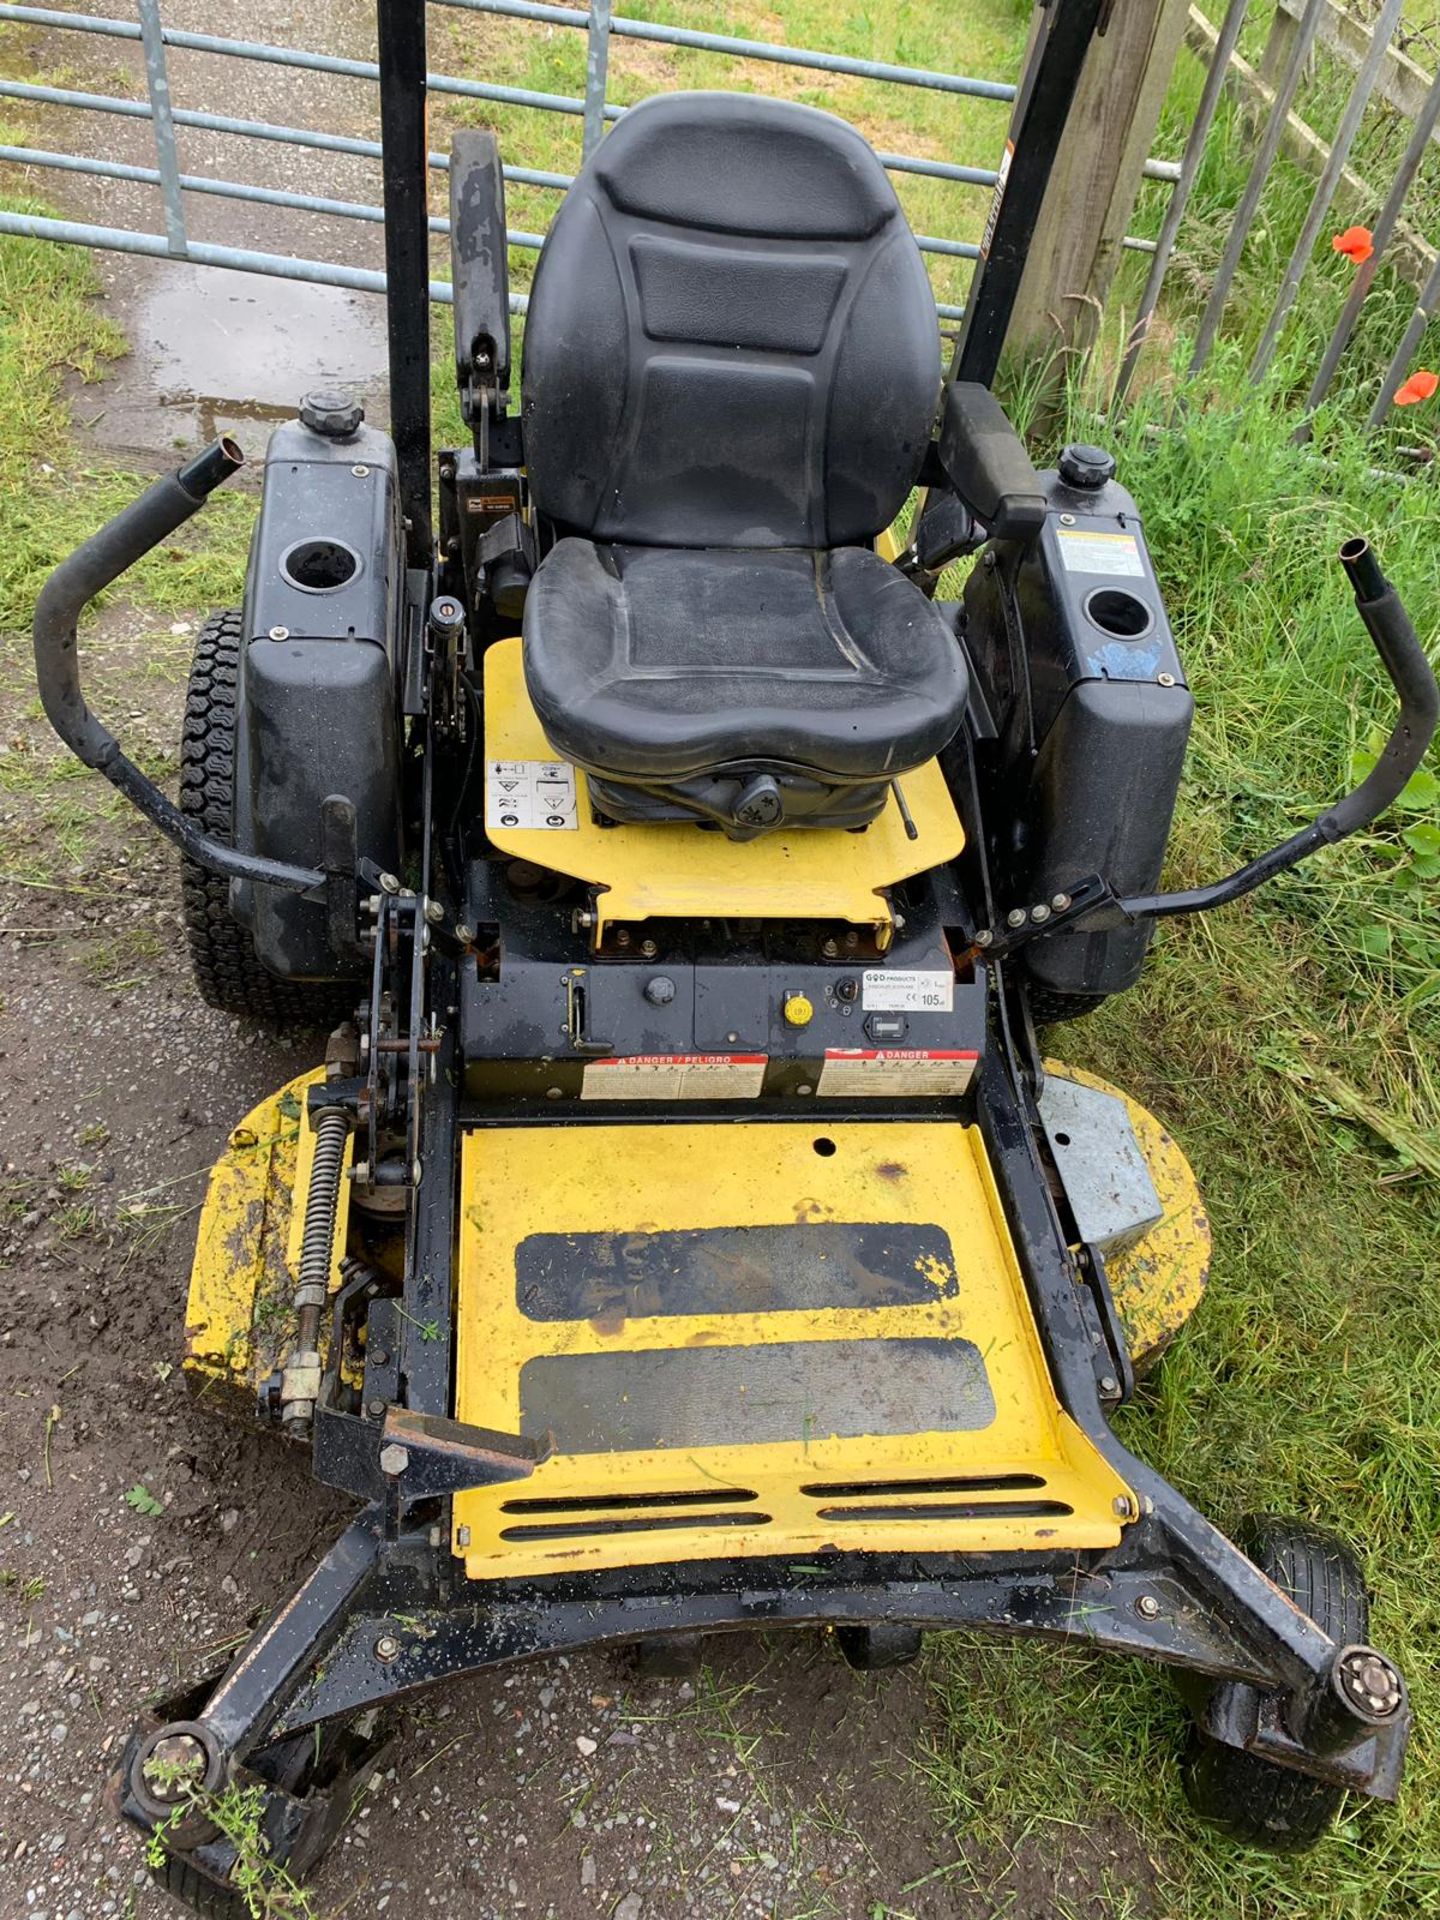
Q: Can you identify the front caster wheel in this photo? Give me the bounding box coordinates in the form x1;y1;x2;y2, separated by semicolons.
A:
834;1623;923;1671
1181;1515;1369;1851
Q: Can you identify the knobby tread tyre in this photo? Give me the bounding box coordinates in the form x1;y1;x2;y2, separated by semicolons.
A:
149;1853;246;1919
1022;984;1110;1027
1182;1516;1369;1852
180;609;349;1030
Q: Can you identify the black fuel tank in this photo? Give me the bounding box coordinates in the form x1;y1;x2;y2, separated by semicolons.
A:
963;456;1193;1001
233;416;405;981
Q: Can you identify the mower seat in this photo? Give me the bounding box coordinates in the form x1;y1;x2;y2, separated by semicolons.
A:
519;91;967;838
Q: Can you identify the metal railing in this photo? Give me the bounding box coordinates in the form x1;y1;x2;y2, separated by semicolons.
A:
0;0;1178;332
1119;0;1440;426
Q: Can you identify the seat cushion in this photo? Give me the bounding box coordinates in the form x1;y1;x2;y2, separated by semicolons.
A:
522;539;969;784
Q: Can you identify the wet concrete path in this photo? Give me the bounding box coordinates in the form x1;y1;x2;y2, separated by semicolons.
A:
10;0;397;460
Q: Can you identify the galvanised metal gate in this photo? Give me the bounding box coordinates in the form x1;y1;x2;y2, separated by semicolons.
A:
0;0;1178;328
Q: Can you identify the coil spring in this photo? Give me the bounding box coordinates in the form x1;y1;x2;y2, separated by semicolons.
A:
298;1107;351;1301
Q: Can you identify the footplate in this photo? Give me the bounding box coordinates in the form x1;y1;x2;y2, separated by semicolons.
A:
454;1120;1135;1576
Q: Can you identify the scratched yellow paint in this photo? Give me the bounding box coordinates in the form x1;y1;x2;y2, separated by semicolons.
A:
482;637;963;944
453;1120;1135;1577
184;1068;351;1414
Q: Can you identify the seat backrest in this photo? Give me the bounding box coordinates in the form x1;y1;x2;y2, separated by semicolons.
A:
521;92;941;551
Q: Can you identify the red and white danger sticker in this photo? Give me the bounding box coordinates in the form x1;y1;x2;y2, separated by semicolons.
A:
817;1049;977;1098
581;1054;767;1100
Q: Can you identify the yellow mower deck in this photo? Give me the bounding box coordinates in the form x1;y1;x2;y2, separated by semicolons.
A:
184;1069;1210;1580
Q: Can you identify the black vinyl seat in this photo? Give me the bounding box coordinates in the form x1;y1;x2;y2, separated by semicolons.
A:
519;90;967;837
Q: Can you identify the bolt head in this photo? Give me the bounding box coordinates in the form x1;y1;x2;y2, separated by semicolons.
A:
1006;908;1027;929
639;939;659;959
424;898;444;924
379;872;400;894
378;1443;409;1477
375;1633;401;1663
1099;1373;1119;1395
1050;894;1071;912
1113;1495;1134;1518
1030;903;1052;924
268;625;290;642
1157;671;1176;688
974;929;994;947
455;922;475;944
1136;1593;1161;1620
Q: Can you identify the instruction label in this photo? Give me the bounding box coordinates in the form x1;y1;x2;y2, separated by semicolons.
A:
486;758;578;830
817;1050;978;1098
861;969;953;1013
582;1054;767;1100
1056;530;1145;578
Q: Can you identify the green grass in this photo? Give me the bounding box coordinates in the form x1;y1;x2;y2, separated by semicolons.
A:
913;365;1440;1919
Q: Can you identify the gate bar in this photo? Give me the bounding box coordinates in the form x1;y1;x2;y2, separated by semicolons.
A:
1189;0;1326;374
1301;65;1440;426
1248;0;1406;385
135;0;185;257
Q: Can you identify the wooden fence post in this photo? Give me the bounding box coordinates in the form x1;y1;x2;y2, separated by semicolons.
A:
1002;0;1194;365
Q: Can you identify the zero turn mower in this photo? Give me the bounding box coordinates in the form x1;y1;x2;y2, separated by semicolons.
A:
31;0;1436;1907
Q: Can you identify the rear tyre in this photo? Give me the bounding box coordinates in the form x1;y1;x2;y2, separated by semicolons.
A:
1023;983;1109;1027
1181;1516;1369;1851
180;609;350;1029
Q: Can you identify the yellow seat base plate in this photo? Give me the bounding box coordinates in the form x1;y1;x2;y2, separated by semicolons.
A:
454;1119;1135;1578
481;637;964;943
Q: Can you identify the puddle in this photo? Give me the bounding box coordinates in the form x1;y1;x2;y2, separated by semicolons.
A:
82;258;395;458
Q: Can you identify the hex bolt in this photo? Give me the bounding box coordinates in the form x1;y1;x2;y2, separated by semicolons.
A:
1157;672;1176;688
820;937;840;958
639;938;659;959
379;872;401;895
1099;1373;1120;1395
378;1443;410;1478
375;1633;401;1663
456;1525;472;1549
1030;903;1052;924
439;463;456;482
455;922;476;944
546;1086;563;1100
795;1084;813;1096
366;1397;385;1417
615;929;632;949
268;625;290;642
1136;1593;1161;1620
351;464;370;478
1113;1495;1135;1518
974;929;994;947
424;898;444;925
1006;908;1027;930
1051;893;1071;913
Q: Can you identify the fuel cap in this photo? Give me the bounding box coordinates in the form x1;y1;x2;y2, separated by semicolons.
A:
1058;442;1116;489
299;387;364;439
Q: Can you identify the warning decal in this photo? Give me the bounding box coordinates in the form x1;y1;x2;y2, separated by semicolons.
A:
486;759;578;831
582;1054;767;1101
817;1050;977;1098
1056;530;1145;578
979;140;1013;260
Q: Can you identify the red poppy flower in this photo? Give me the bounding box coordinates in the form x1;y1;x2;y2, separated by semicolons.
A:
1394;369;1439;406
1332;225;1374;264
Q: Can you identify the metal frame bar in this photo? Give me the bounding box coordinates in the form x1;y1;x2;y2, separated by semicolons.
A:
951;0;1108;387
376;0;434;566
